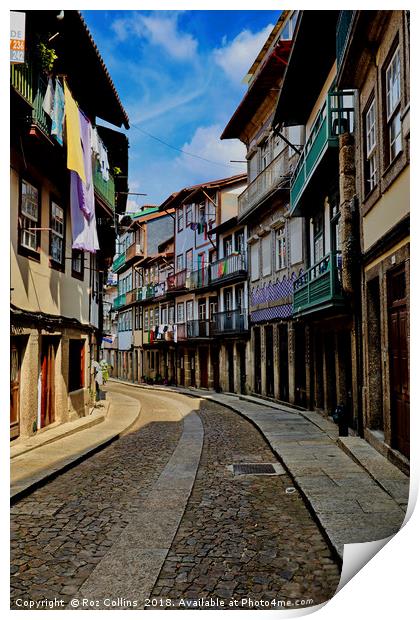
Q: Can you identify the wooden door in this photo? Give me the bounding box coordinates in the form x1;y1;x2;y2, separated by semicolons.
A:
294;324;307;407
254;327;261;394
40;338;56;428
10;341;20;439
179;350;185;386
238;343;246;394
388;268;409;458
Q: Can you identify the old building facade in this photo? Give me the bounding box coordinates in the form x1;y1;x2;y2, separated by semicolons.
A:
10;10;129;440
337;10;410;468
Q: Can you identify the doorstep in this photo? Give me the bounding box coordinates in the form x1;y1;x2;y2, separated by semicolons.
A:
10;400;110;460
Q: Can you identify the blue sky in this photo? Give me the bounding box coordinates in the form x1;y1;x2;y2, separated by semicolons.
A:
82;10;280;210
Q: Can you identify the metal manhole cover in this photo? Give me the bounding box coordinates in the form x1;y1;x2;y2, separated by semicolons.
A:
233;463;277;475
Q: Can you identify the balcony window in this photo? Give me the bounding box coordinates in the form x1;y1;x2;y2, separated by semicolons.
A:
385;46;402;163
186;203;192;227
223;236;233;257
161;305;168;325
154;307;159;326
276;227;287;270
177;206;184;232
236;285;244;314
186;249;193;273
19;178;40;257
250;242;259;281
72;249;84;280
186;300;194;321
235;229;245;255
364;97;378;194
177;302;185;323
262;234;272;276
50;200;65;269
169;305;175;324
176;254;184;272
313;213;325;264
144;309;149;331
248;152;258;183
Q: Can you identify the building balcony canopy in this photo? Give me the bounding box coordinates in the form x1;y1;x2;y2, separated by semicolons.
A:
272;10;340;128
289;91;354;216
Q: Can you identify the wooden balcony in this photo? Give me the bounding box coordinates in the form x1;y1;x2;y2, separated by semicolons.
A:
210;253;247;285
211;310;248;336
293;251;345;316
167;269;187;291
238;149;290;220
112;253;125;273
290;91;354;215
189;268;209;290
186;319;212;339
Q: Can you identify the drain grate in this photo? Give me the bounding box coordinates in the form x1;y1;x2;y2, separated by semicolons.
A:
233;463;277;475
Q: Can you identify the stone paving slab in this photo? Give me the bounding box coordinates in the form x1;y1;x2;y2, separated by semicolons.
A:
71;400;204;610
10;391;141;501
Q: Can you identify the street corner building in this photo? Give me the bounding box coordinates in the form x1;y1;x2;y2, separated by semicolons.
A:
10;10;129;440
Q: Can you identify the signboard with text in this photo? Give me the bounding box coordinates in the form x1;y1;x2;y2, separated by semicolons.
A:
10;11;25;63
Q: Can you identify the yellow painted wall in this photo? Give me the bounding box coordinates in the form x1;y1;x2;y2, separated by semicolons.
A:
10;167;91;324
363;166;410;251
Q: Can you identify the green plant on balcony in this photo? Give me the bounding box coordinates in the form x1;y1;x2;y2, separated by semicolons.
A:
35;35;58;74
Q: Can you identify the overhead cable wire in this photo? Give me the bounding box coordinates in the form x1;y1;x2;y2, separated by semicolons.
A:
130;123;246;171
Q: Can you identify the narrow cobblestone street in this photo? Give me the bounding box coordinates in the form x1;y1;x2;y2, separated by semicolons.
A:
10;385;340;610
150;400;340;608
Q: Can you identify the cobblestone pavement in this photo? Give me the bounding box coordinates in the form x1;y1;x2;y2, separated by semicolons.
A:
150;401;341;609
10;387;183;609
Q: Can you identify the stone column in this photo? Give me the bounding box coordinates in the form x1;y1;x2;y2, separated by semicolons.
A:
260;325;267;396
273;325;280;400
184;350;191;387
219;345;227;392
233;342;240;394
55;333;67;425
195;347;201;388
335;331;347;406
247;328;254;394
20;331;40;438
208;345;214;390
287;322;295;405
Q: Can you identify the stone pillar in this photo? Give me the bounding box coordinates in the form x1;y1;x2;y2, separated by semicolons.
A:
195;347;201;388
184;350;191;387
335;332;347;406
288;323;296;405
208;345;214;390
233;342;240;394
219;345;227;392
260;325;267;396
305;324;312;409
273;325;280;400
55;333;67;425
339;132;357;295
176;350;181;385
247;328;254;394
20;331;40;438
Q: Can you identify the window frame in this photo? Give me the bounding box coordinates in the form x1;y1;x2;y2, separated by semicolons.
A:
49;197;66;271
385;45;403;165
71;249;84;280
364;96;378;196
177;205;184;232
18;176;41;260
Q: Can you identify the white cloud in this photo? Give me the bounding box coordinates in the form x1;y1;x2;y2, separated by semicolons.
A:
112;12;198;61
175;124;246;178
213;23;274;82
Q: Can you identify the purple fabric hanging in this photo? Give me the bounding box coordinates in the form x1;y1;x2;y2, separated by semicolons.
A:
70;109;99;253
70;171;99;253
77;110;95;221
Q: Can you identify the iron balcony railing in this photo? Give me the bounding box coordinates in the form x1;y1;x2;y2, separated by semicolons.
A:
210;253;247;283
187;319;212;338
290;91;355;214
293;251;344;315
167;268;187;291
189;267;210;289
113;293;126;310
12;61;116;212
238;148;290;219
211;310;248;335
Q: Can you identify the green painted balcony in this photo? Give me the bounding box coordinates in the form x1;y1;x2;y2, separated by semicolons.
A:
113;293;126;310
290;91;354;215
112;253;126;273
93;166;115;211
11;62;50;136
293;251;345;316
336;11;355;71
